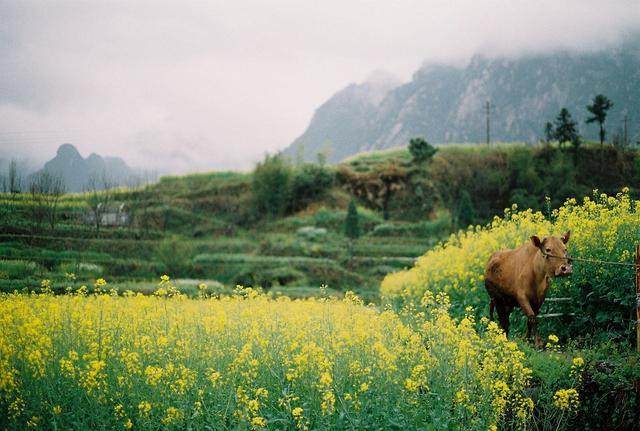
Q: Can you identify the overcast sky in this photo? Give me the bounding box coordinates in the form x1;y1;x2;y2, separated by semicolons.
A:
1;0;639;173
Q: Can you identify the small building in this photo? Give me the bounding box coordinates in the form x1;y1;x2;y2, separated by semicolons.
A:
84;203;130;226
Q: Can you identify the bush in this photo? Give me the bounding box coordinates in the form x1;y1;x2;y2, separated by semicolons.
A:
289;163;334;213
252;154;292;219
155;235;193;276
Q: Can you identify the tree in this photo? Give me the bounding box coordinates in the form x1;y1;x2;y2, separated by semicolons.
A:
456;189;476;229
586;94;613;147
29;171;66;230
553;108;580;149
252;154;292;219
86;172;115;234
8;160;21;195
289;163;334;213
544;122;554;144
336;164;409;221
408;137;437;164
344;199;360;240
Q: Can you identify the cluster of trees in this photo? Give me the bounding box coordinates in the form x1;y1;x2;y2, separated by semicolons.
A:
0;158;123;234
0;160;22;195
543;94;616;161
0;160;67;230
252;155;334;219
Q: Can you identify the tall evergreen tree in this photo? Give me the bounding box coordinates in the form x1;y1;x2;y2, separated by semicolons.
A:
345;199;360;240
586;94;614;147
553;108;579;149
457;190;476;229
544;122;554;144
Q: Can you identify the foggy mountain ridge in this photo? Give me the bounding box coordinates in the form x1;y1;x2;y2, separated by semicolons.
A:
29;143;137;192
284;40;640;163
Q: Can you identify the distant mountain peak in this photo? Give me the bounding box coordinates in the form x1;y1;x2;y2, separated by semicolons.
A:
32;144;135;192
284;40;640;164
56;143;82;159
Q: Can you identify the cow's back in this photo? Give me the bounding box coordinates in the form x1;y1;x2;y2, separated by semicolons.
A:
485;242;538;298
485;247;521;298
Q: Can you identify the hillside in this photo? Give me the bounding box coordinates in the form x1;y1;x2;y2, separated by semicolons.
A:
285;38;640;163
2;142;639;302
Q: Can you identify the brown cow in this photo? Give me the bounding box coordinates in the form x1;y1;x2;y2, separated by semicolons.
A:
484;231;572;347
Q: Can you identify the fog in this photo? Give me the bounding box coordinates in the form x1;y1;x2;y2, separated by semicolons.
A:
1;0;639;173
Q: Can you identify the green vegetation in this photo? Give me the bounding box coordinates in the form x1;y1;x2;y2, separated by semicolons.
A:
2;141;639;300
2;140;640;430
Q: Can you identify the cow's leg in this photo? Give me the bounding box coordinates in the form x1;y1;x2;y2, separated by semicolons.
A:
489;298;495;321
494;299;512;337
517;296;541;348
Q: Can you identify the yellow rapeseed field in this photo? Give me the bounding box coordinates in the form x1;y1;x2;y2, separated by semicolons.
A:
381;189;640;317
0;276;580;430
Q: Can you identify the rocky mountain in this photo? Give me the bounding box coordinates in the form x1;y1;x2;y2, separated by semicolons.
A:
30;144;136;192
284;38;640;163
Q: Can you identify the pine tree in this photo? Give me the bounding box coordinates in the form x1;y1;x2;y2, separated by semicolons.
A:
457;190;476;229
553;108;579;149
345;199;360;240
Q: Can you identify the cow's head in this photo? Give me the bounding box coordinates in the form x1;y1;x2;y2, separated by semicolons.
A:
531;231;573;277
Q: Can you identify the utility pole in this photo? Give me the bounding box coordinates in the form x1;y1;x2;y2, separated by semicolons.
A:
623;115;629;147
484;101;494;145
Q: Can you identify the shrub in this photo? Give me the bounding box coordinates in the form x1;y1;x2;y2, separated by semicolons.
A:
344;200;360;239
289;163;334;213
252;154;292;219
155;236;193;276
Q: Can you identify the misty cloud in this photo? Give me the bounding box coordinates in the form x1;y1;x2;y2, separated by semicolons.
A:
1;0;639;173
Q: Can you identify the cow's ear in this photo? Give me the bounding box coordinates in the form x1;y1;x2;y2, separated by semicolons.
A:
530;235;542;248
561;230;571;244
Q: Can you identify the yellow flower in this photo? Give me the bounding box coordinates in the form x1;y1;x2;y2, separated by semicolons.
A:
455;388;469;404
161;406;183;426
292;407;303;417
251;416;266;429
52;405;62;415
138;401;152;416
553;388;579;412
207;369;221;385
